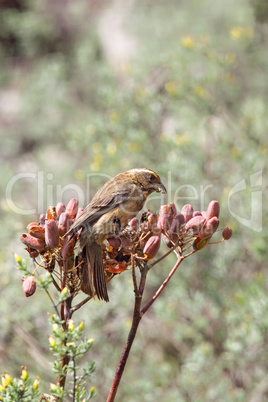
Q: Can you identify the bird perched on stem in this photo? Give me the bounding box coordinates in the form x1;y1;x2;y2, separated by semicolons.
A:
66;168;166;302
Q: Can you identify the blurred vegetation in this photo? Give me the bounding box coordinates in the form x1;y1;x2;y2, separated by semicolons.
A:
0;0;267;400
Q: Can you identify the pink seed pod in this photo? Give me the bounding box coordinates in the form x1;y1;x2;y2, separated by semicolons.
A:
22;276;36;297
107;237;121;249
162;233;173;248
27;222;39;231
120;235;133;253
199;217;220;239
222;227;232;240
66;198;79;219
128;217;139;233
45;220;59;248
192;237;209;251
193;211;202;217
185;216;206;233
158;203;177;232
169;214;185;242
206;200;220;220
28;225;45;240
61;236;76;259
56;202;66;217
143;235;161;260
181;204;194;223
20;233;45;251
58;212;71;236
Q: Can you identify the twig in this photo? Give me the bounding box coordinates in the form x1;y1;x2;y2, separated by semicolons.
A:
70;296;91;316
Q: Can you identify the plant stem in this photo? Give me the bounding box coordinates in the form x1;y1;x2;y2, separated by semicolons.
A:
107;256;183;401
106;262;148;402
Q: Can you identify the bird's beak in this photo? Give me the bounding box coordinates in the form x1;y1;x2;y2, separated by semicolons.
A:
155;183;167;194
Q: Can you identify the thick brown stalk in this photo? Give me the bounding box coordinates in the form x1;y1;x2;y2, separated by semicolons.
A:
107;256;182;401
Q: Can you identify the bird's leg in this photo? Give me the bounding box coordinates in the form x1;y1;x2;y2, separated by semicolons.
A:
113;216;121;236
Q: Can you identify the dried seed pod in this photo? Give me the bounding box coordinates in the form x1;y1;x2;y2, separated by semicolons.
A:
26;247;39;259
45;219;59;248
120;235;133;253
199;217;220;239
20;233;45;251
222;227;232;240
185;216;206;233
128;217;139;232
193;237;209;251
181;204;194;223
22;276;36;297
162;233;173;248
66;198;79;219
193;211;202;217
60;236;76;259
206;200;220;220
39;214;46;227
143;235;161;260
169;214;185;242
46;206;57;220
27;222;39;231
56;202;66;216
105;261;127;273
28;225;45;240
58;212;71;236
147;211;160;234
158;203;177;232
107;237;121;249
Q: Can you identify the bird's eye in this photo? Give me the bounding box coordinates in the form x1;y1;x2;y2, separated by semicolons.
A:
149;175;155;182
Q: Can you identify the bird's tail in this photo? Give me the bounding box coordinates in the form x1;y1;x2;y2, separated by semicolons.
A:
81;243;109;302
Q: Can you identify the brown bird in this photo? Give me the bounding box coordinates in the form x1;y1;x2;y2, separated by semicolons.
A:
66;168;166;302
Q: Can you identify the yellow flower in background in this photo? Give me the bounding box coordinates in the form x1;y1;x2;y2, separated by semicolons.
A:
109;110;120;123
181;36;195;49
32;377;39;391
90;154;103;172
230;26;254;40
92;142;102;153
225;53;236;64
74;169;85;181
128;142;139;152
165;81;178;96
106;142;117;156
174;133;192;146
194;85;206;98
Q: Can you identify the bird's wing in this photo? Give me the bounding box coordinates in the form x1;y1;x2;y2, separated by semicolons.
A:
67;182;136;235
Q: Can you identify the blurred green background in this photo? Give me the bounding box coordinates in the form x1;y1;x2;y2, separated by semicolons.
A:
0;0;267;400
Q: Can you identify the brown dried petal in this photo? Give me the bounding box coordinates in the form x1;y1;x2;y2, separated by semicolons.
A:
181;204;194;222
222;227;232;240
22;276;36;297
66;198;79;219
45;220;59;248
46;206;57;220
58;212;71;236
26;247;39;259
56;202;66;216
185;216;206;233
206;200;220;220
28;225;45;240
143;235;161;260
199;217;220;239
20;233;45;251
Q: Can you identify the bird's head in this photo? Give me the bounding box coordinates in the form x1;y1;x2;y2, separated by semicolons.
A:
130;168;167;195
